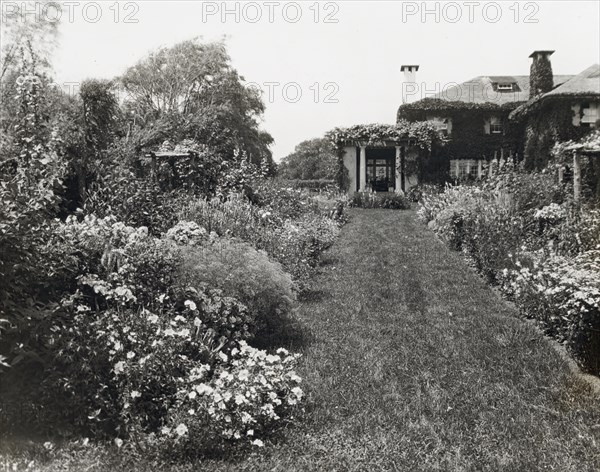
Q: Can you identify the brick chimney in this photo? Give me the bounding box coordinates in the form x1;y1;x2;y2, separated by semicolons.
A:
529;50;554;98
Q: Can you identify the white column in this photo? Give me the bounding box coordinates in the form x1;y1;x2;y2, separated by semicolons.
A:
395;146;402;193
477;160;483;179
573;152;581;201
359;145;367;192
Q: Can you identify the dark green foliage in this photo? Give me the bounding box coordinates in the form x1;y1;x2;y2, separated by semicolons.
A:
349;192;411;209
522;100;590;170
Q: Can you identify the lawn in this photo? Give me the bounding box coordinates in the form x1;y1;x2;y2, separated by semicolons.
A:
2;209;600;471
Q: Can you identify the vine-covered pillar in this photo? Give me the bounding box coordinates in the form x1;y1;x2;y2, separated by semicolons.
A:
359;145;367;192
395;145;402;193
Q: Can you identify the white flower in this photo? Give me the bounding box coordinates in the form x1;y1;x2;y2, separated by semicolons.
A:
130;390;141;399
114;340;122;351
147;313;159;324
161;426;171;435
188;391;197;400
238;369;249;381
175;423;188;436
193;317;202;327
195;383;213;395
113;361;125;374
126;351;135;359
252;439;264;447
178;328;190;337
164;328;175;336
234;394;246;405
114;438;123;448
184;300;197;311
218;352;228;362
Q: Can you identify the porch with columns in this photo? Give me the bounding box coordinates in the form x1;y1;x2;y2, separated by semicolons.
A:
357;144;408;193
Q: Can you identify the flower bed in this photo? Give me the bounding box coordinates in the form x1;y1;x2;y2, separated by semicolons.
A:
418;169;600;373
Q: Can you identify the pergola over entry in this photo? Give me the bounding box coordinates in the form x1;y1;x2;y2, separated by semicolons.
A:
353;139;412;193
327;122;440;194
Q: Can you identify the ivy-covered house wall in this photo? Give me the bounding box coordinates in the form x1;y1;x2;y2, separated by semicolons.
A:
397;98;525;182
518;99;591;170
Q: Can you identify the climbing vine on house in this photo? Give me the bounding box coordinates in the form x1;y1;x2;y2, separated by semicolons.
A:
396;99;525;181
516;99;591;170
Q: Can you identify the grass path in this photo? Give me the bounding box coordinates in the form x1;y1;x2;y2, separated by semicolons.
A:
5;209;599;471
207;209;600;471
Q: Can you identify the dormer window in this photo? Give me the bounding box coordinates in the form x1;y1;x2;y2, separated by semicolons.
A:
497;83;514;91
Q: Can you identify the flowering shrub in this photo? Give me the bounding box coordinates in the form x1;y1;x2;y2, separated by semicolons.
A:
501;250;600;372
419;168;600;373
1;214;305;450
163;342;303;454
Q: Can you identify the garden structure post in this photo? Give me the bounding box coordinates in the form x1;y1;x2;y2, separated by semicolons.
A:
573;151;581;201
359;145;367;191
395;146;402;193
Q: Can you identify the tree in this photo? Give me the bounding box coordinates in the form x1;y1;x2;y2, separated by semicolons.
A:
120;39;273;166
278;138;337;180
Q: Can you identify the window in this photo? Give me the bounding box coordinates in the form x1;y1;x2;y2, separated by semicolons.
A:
429;117;450;133
581;103;599;128
450;159;479;180
497;83;514;91
489;116;503;134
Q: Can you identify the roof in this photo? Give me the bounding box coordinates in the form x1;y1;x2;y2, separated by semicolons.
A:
420;74;574;107
509;64;600;120
544;64;600;96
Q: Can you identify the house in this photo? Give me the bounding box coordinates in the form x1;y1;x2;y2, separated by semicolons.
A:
396;51;575;181
334;51;599;193
509;61;600;170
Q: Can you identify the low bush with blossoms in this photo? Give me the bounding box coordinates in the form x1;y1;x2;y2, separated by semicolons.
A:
1;214;305;454
418;164;600;373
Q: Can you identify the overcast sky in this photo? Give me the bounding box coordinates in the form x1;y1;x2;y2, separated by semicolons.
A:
37;1;600;160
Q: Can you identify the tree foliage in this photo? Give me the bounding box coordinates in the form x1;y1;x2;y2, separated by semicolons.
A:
278;138;337;180
120;39;273;167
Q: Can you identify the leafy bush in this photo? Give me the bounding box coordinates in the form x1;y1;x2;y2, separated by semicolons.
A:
349;192;411;210
175;235;296;334
180;192;343;285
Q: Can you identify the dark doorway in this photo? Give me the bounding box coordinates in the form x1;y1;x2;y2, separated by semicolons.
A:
366;148;396;192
